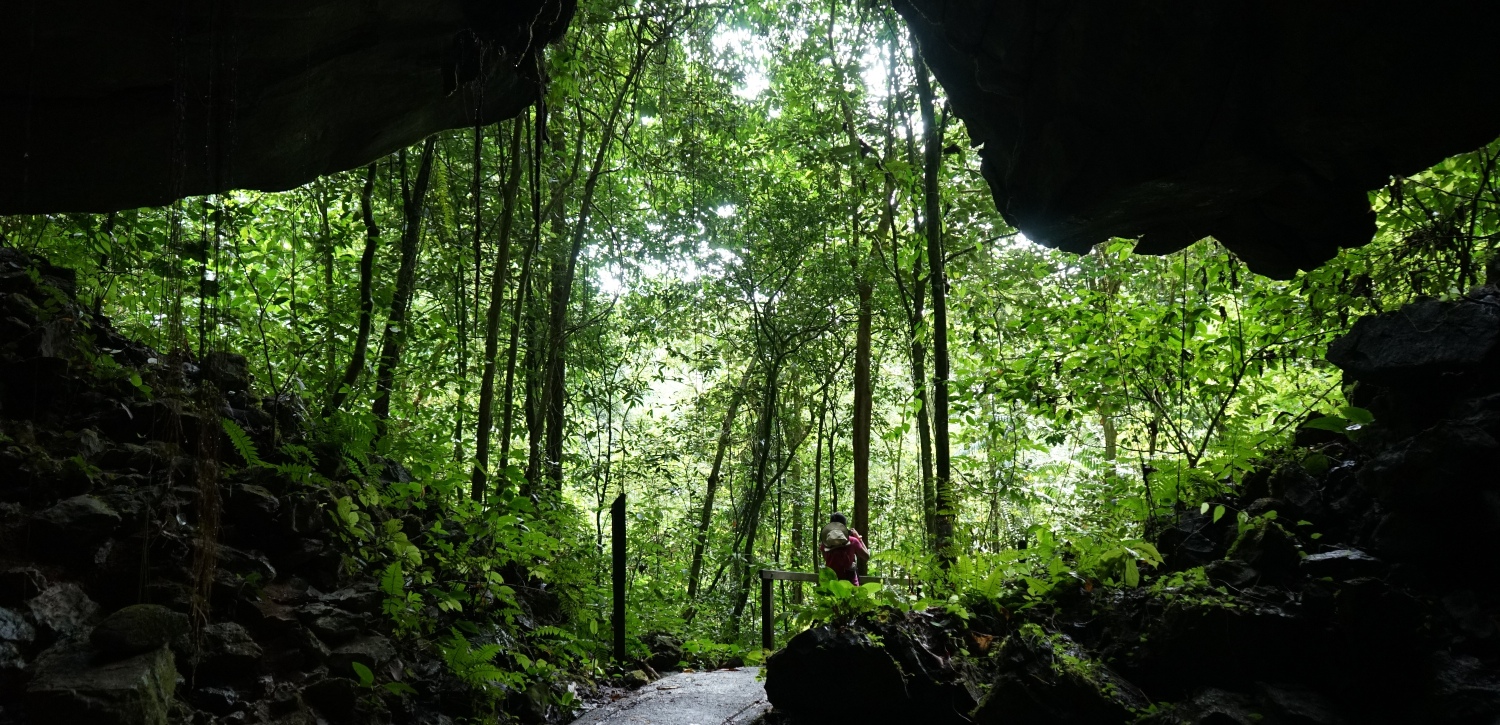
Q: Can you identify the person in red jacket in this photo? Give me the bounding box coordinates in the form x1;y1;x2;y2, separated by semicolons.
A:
820;512;870;586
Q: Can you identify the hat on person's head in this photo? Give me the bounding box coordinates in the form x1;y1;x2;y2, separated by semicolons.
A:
830;512;847;525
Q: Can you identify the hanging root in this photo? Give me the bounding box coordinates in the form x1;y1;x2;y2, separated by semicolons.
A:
190;382;223;638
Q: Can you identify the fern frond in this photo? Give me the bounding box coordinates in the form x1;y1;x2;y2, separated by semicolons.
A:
221;418;263;467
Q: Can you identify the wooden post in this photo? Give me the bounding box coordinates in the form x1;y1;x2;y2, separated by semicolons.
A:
761;574;773;651
612;493;626;662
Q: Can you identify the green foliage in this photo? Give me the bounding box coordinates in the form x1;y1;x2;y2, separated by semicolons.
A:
5;0;1496;701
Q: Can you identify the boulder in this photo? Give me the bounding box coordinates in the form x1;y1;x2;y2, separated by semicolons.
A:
1327;299;1500;387
304;677;360;722
0;606;36;646
0;641;26;695
30;494;120;563
1203;559;1257;589
1226;518;1301;583
766;626;916;721
203;353;252;395
973;630;1147;724
1300;549;1384;581
91;604;190;660
643;632;683;672
184;621;263;686
27;583;100;638
26;640;176;725
300;603;363;645
0;566;47;606
225;483;281;545
765;615;975;724
327;634;396;678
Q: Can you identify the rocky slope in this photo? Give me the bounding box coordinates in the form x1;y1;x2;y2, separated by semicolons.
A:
0;248;552;724
766;277;1500;723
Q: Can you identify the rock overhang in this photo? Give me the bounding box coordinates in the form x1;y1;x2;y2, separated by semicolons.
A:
894;0;1500;278
0;0;575;215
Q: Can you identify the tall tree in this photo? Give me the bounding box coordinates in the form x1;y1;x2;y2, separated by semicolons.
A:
324;164;380;417
540;21;660;494
686;364;752;610
472;120;525;500
914;38;956;562
372;137;438;427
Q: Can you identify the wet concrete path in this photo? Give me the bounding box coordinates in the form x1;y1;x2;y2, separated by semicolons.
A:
572;668;770;725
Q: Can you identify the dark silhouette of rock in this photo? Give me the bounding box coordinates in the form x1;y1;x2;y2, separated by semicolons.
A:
26;640;176;725
1226;518;1301;583
184;622;264;687
892;1;1500;277
0;567;47;606
29;494;121;564
765;612;975;724
304;676;361;722
0;0;576;215
91;604;191;661
1327;298;1500;388
973;631;1146;723
327;634;396;679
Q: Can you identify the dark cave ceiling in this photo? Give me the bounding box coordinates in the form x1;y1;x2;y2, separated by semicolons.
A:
894;0;1500;277
3;1;1498;278
0;0;574;215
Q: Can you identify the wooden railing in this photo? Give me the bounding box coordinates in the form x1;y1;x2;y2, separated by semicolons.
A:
756;569;914;650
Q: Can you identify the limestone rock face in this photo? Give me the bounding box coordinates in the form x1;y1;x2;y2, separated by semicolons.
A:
26;641;177;725
0;0;575;214
894;0;1500;277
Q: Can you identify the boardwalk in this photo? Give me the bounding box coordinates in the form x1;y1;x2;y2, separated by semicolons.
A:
572;668;771;725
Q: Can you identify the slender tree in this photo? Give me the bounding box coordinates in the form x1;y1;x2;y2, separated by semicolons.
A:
914;38;956;562
324;164;380;417
472;120;526;500
372;137;438;428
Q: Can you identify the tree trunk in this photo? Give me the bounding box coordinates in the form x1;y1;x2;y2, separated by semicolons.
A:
687;364;752;607
914;41;956;563
318;180;336;395
523;271;547;490
498;109;546;483
811;374;829;573
729;362;780;636
852;277;872;573
324;164;380;417
471;120;524;501
372;137;437;428
539;50;647;495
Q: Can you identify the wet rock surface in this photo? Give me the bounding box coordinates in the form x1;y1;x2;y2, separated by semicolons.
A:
26;641;177;725
768;284;1500;723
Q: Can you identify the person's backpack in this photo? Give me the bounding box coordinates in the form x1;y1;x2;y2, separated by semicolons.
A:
820;521;850;550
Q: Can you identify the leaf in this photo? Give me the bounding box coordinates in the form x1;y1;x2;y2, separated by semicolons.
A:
1212;505;1226;523
1124;558;1140;587
1302;415;1351;432
380;563;404;597
351;662;375;688
221;418;263;467
1200;502;1210;515
1341;406;1375;425
383;682;418;696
